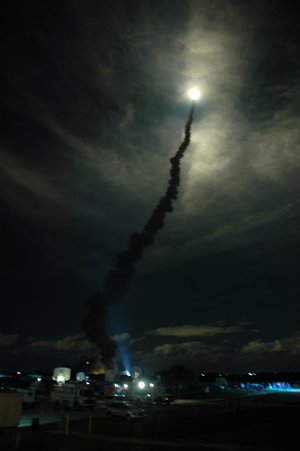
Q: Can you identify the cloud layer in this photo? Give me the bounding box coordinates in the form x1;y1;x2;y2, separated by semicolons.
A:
147;323;243;337
0;333;19;348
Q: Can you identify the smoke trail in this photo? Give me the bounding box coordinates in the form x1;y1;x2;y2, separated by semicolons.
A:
81;102;195;367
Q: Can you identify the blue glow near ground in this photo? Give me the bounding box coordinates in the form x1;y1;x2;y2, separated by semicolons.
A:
274;388;300;393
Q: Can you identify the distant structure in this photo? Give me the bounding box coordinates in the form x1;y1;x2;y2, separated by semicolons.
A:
52;367;71;384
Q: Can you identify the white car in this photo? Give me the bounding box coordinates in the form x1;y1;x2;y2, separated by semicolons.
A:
106;401;146;420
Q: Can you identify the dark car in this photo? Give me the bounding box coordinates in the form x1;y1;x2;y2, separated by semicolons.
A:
155;394;174;405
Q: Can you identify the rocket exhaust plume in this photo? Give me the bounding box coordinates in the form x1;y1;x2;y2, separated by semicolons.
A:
81;102;195;368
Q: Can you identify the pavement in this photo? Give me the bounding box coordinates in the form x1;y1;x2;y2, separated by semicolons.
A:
16;391;300;451
50;429;275;451
19;406;103;428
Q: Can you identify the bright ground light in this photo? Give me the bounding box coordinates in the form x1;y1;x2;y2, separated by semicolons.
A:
187;87;201;101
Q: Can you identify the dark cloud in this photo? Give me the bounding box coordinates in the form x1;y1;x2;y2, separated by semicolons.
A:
147;323;244;338
0;334;19;348
241;333;300;356
29;334;92;352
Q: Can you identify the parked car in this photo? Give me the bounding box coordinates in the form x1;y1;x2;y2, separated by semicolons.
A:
103;394;126;405
155;394;174;405
106;401;146;420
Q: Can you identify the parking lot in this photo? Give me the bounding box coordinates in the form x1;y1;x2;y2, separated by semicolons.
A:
9;391;300;450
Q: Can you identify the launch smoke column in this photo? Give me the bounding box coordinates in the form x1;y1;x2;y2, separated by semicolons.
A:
82;101;196;367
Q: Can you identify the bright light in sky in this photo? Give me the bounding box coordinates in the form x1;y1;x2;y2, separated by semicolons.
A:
187;87;201;101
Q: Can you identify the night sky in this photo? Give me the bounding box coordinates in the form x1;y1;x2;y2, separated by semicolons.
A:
1;0;299;374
